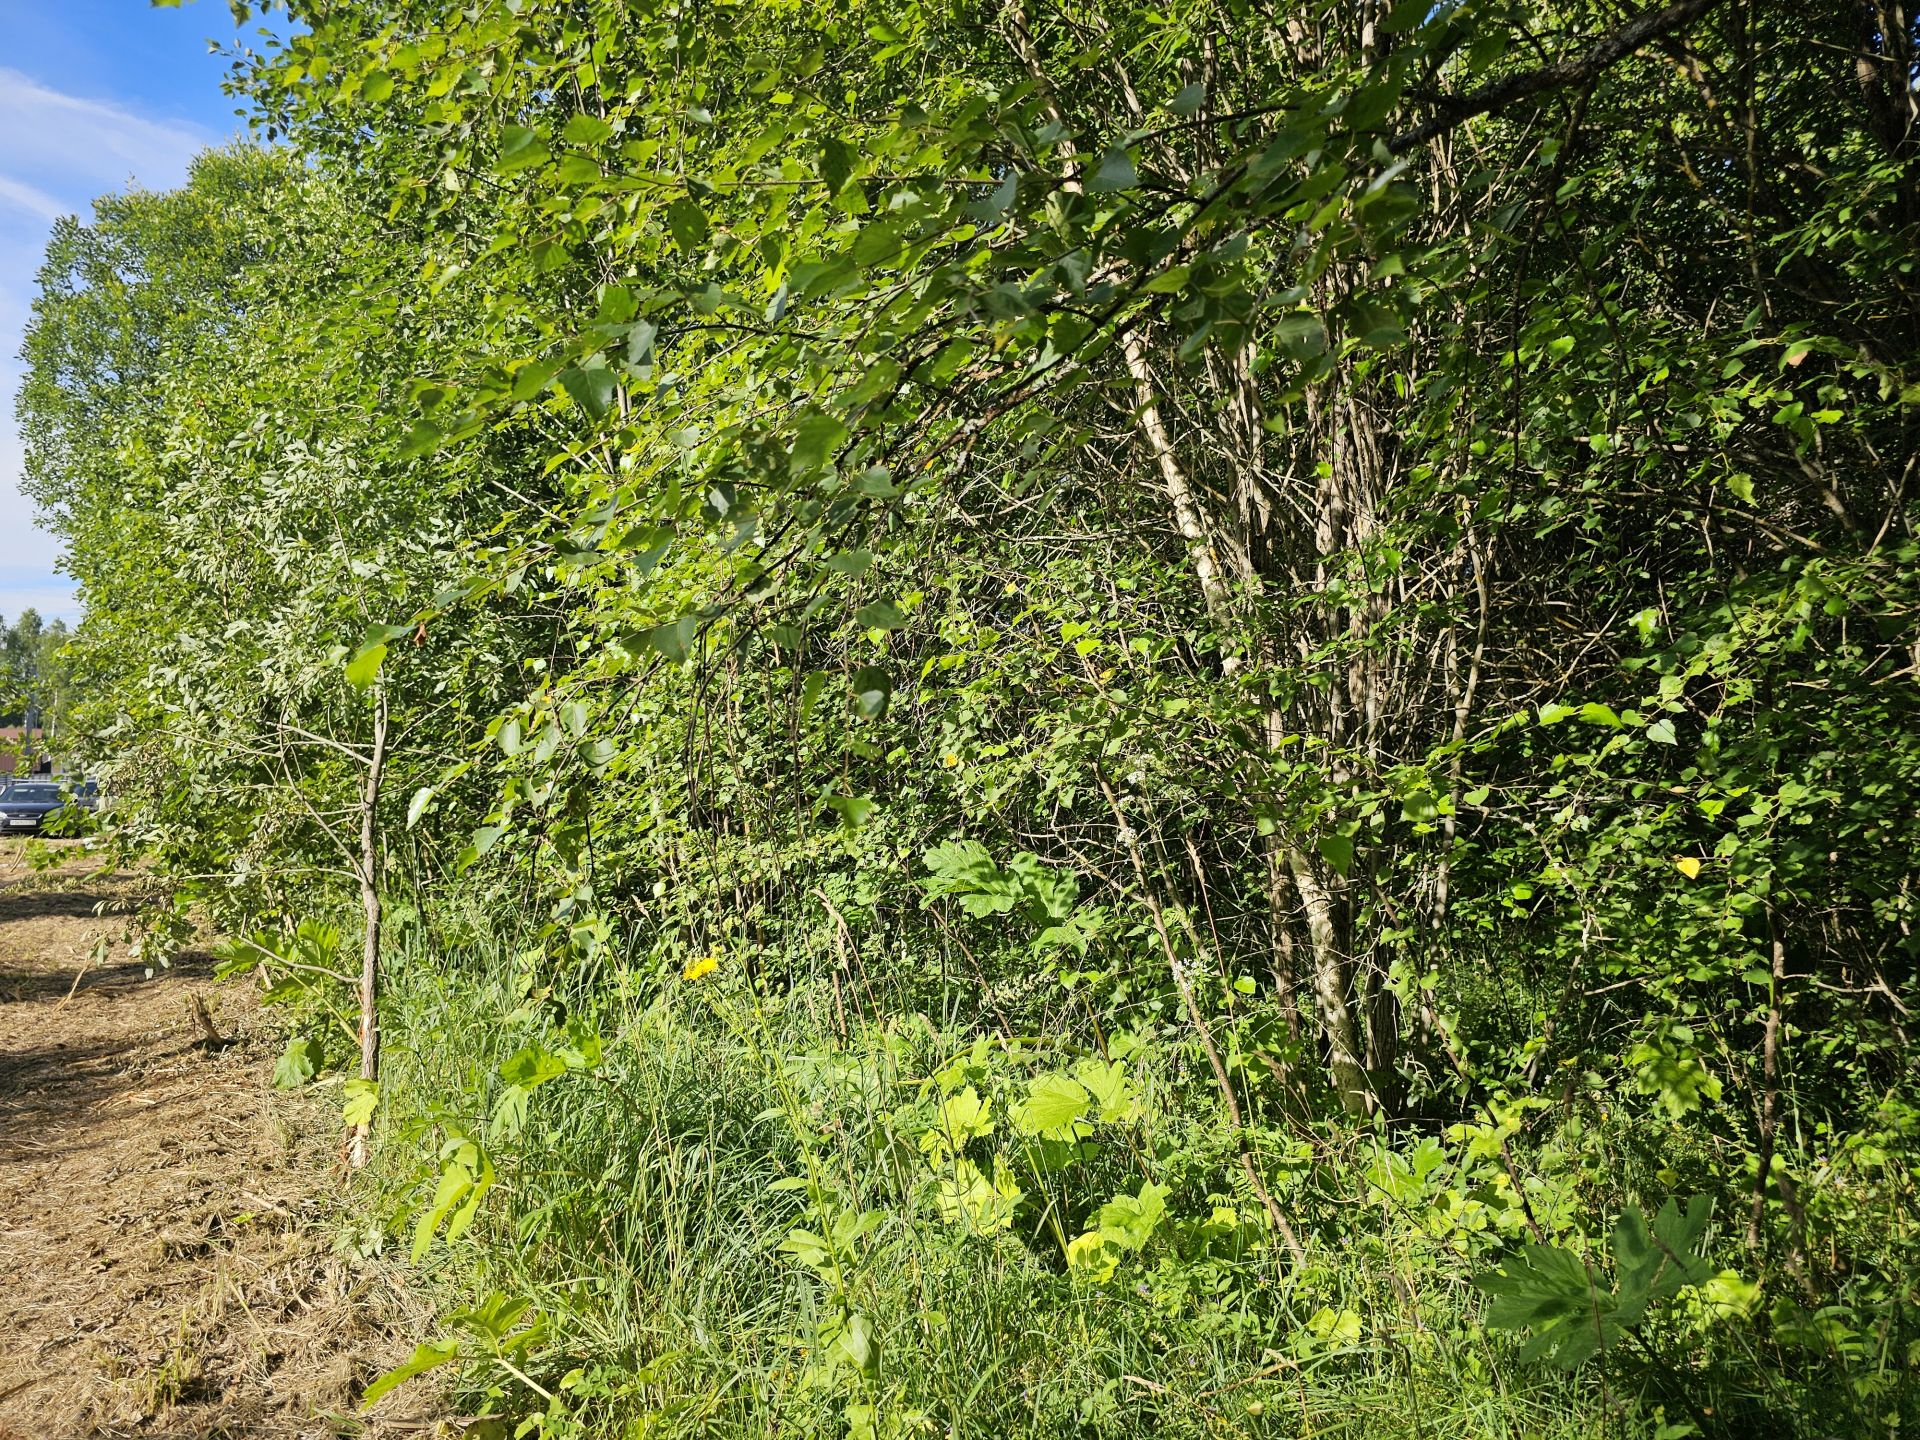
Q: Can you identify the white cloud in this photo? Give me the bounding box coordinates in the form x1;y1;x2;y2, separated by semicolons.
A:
0;71;217;622
0;67;210;197
0;176;63;224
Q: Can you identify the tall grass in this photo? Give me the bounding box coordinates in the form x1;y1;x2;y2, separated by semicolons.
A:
355;919;1766;1440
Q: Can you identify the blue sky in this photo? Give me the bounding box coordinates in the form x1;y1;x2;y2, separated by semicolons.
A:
0;0;274;626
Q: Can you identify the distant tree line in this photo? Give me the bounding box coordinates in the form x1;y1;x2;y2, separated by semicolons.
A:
0;608;70;733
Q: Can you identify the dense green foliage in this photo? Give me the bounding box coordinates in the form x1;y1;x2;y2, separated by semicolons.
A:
18;1;1920;1435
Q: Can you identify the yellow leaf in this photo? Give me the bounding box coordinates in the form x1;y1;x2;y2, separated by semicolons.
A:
1675;857;1702;879
683;954;719;980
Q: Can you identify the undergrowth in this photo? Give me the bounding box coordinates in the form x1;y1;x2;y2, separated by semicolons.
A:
341;918;1915;1440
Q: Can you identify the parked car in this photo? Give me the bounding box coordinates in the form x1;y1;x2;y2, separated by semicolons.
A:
0;780;90;832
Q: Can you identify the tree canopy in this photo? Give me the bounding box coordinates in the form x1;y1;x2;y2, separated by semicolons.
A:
18;1;1920;1435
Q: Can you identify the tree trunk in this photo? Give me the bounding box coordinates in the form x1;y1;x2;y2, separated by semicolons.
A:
1287;850;1372;1115
348;690;388;1171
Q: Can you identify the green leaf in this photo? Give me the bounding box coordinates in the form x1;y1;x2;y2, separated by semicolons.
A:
800;670;830;718
644;615;700;662
1066;1229;1121;1282
273;1035;320;1090
360;70;395;103
500;1045;568;1089
852;219;902;268
345;643;387;691
824;793;875;829
360;1340;459;1411
1074;1059;1139;1122
1318;832;1353;877
490;1083;531;1142
562;113;614;144
558;366;617;420
399;419;442;457
819;135;855;196
837;1311;878;1376
342;1078;379;1127
665;197;709;251
510;355;564;402
1277;313;1327;358
936;1086;994;1146
496;124;549;173
1013;1072;1090;1138
1097;1180;1168;1249
824;549;872;575
1086;145;1137;194
789;412;848;475
854;599;906;630
625;320;659;366
850;665;891;719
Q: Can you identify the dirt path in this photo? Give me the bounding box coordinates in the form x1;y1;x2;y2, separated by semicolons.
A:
0;845;427;1439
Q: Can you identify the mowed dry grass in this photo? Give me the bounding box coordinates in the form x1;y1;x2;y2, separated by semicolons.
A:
0;843;432;1439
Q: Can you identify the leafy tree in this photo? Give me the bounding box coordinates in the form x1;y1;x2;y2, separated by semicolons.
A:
17;0;1919;1432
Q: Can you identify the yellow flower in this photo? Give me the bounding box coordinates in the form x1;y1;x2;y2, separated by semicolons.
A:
942;753;959;768
683;954;719;981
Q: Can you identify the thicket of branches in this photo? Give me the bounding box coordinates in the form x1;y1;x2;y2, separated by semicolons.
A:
19;1;1920;1434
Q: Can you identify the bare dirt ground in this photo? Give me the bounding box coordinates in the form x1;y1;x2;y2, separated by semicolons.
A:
0;843;431;1439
